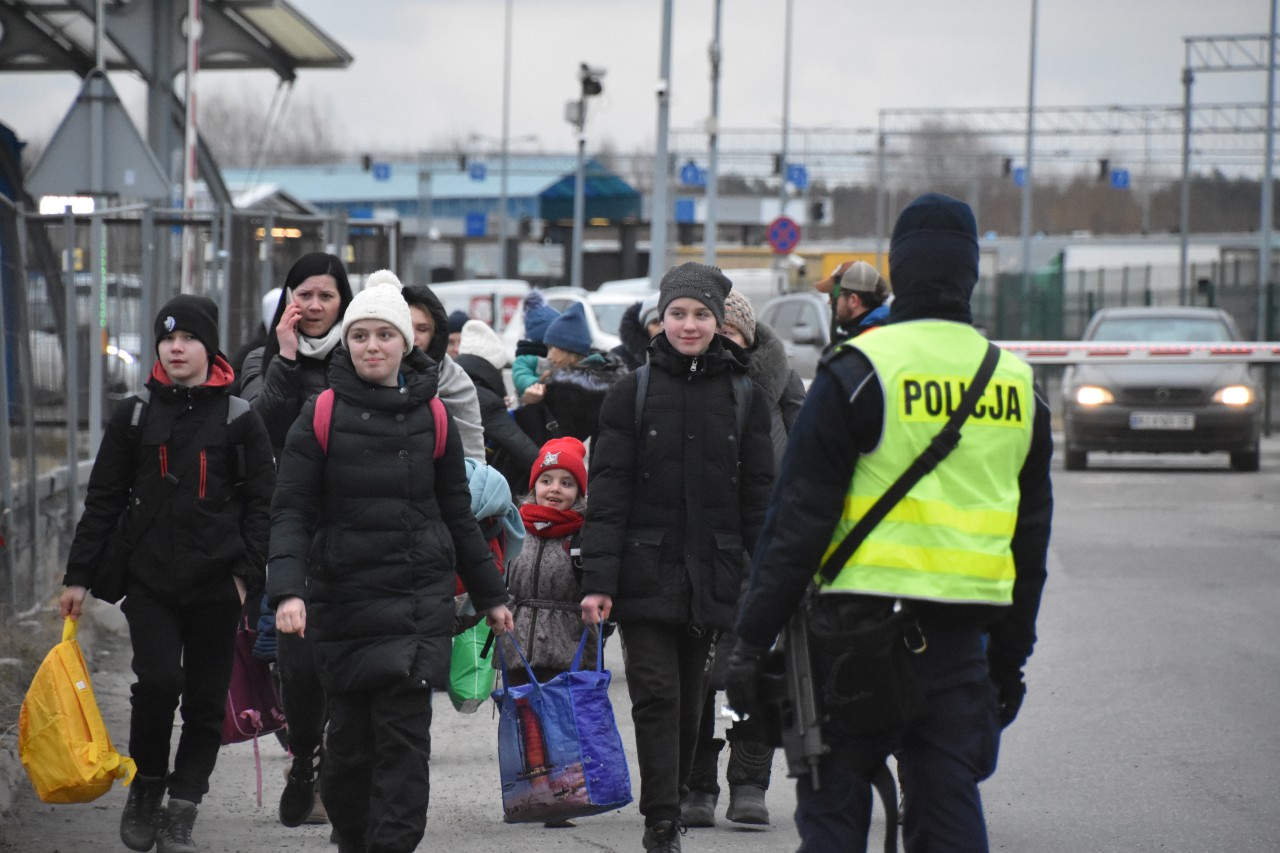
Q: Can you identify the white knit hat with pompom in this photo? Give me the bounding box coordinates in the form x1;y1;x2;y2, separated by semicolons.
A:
341;270;413;351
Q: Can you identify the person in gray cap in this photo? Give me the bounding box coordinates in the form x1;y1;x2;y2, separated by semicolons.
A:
726;194;1053;852
816;260;892;342
579;262;775;852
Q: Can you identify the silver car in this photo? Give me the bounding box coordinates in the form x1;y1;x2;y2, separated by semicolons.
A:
758;291;832;383
1061;306;1263;472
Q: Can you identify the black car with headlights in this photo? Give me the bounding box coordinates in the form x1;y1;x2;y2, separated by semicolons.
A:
1061;306;1262;472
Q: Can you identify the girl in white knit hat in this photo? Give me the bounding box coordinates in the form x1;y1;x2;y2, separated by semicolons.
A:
268;278;513;853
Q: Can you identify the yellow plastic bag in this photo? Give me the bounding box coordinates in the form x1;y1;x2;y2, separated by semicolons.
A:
19;617;136;803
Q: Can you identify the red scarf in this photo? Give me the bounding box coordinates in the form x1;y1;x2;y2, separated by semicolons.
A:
520;503;585;539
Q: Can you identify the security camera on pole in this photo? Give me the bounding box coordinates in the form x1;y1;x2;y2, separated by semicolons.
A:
568;62;605;289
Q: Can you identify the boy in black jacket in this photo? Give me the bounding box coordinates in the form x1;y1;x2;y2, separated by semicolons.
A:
61;294;276;853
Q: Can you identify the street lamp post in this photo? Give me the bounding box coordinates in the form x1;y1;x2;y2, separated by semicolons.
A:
569;63;604;289
499;0;513;277
1019;0;1040;338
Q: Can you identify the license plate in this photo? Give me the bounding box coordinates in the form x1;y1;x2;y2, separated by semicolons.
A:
1130;412;1195;430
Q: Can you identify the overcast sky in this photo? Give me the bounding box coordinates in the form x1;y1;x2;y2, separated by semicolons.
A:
0;0;1271;162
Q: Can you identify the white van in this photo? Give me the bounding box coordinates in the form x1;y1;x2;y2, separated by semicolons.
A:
424;279;531;334
723;268;787;313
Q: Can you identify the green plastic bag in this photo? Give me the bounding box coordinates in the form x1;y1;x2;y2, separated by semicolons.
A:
449;623;496;713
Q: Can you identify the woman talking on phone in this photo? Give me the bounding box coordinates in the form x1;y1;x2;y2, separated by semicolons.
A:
238;251;355;830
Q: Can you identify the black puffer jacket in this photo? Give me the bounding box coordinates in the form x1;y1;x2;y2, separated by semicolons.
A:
743;321;807;469
267;347;507;695
239;346;333;454
454;353;539;496
580;334;774;631
64;358;276;605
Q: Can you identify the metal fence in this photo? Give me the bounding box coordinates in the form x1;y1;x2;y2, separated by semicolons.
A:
0;198;398;616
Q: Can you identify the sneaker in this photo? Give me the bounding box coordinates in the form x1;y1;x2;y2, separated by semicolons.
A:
120;774;166;852
279;749;321;828
155;798;198;853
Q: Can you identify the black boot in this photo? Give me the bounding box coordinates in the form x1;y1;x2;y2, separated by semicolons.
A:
679;737;724;828
279;745;323;827
120;773;166;852
155;798;198;853
642;820;684;852
725;733;773;825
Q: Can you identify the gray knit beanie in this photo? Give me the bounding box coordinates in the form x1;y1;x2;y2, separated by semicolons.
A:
657;262;733;325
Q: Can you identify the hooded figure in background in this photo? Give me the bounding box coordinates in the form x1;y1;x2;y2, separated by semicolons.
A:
400;281;487;460
610;300;651;371
455;319;540;496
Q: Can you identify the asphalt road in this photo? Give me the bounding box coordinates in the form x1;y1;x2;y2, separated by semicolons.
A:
3;443;1279;852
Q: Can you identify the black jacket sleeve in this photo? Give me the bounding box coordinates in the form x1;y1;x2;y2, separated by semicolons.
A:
242;350;309;450
735;352;879;648
986;384;1054;676
63;398;139;588
740;379;777;556
267;397;325;608
477;386;539;476
579;372;640;599
778;369;807;435
230;402;277;590
434;410;508;611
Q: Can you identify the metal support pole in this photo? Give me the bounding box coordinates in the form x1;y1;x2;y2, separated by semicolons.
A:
499;0;514;278
1258;0;1277;339
650;0;675;287
141;207;157;361
15;201;39;605
417;161;433;284
1019;0;1039;339
63;207;80;526
777;0;793;219
260;211;275;307
704;0;723;267
1179;58;1195;306
0;207;14;608
875;126;887;269
571;108;587;289
88;213;104;452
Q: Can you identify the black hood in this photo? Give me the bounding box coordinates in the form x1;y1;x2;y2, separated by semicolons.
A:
614;301;651;368
887;192;979;325
401;283;450;363
454;352;506;398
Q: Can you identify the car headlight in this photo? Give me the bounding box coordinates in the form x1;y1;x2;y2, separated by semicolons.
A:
1074;385;1114;406
1213;385;1253;406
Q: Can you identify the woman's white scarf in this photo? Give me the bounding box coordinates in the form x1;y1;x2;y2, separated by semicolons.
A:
296;324;344;360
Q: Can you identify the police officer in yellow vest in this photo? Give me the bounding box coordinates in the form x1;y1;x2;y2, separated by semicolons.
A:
725;193;1053;852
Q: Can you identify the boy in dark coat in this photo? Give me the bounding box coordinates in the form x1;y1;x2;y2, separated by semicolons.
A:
61;294;276;853
579;263;775;852
268;282;512;853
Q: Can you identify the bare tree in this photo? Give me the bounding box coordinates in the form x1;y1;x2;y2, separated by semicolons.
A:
201;85;344;168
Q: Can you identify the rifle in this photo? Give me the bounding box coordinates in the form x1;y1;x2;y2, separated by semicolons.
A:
758;599;827;789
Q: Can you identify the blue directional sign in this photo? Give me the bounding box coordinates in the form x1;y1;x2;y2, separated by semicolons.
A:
465;211;487;237
469;161;487;182
1012;167;1026;187
679;160;706;187
767;216;801;255
372;162;392;181
1110;168;1131;190
675;198;697;224
785;163;809;190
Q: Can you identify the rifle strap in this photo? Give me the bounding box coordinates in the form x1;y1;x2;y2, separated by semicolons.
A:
817;342;1002;584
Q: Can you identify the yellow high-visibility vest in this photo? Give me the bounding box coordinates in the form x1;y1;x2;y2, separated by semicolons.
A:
818;321;1034;604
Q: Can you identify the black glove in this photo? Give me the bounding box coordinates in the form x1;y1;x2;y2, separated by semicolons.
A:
989;668;1026;729
723;640;769;717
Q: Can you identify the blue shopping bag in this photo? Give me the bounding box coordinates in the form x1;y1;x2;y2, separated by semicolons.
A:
492;626;631;823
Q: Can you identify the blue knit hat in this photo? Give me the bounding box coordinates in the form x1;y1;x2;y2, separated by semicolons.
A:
543;301;593;355
522;290;561;343
447;310;470;334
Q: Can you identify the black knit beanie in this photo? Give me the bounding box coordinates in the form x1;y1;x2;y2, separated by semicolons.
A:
888;193;979;306
154;294;220;359
657;262;733;325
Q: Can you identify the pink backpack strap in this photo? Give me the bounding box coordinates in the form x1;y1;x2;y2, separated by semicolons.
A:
430;397;448;460
313;389;334;455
